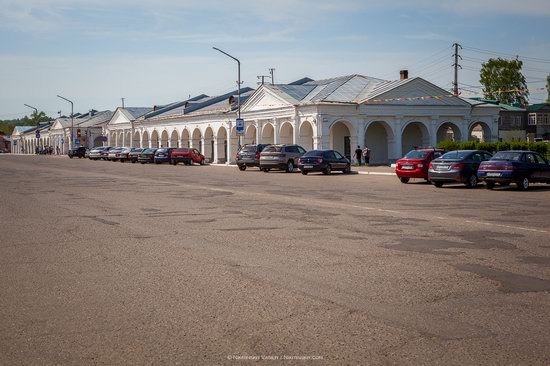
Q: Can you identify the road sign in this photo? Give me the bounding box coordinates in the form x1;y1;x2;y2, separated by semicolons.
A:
236;118;244;136
74;138;80;145
35;130;40;139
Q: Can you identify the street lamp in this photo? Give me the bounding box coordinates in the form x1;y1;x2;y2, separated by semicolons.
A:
57;95;74;149
24;103;38;115
212;47;242;148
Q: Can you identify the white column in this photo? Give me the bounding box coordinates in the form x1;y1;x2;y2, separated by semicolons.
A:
213;134;218;163
293;113;300;144
273;118;279;144
226;127;232;164
200;137;205;154
392;117;403;161
429;117;438;147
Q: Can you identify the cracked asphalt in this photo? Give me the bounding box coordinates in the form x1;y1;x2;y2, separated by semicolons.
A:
1;155;550;365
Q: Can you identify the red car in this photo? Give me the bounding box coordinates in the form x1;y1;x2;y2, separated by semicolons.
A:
395;148;444;183
170;148;205;165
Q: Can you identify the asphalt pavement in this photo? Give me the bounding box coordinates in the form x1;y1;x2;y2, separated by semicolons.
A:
1;155;550;365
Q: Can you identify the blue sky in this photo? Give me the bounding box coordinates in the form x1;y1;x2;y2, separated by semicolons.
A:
1;0;549;119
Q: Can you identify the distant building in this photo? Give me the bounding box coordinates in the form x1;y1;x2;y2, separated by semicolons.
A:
0;134;11;152
526;103;550;142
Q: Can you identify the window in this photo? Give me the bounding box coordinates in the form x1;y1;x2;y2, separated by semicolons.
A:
472;153;482;162
528;114;537;126
525;153;537;164
534;154;547;165
543;114;549;125
334;151;344;159
297;146;306;154
324;151;336;160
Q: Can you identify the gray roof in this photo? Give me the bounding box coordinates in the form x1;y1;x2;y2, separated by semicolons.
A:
12;126;34;135
124;108;152;119
76;110;114;127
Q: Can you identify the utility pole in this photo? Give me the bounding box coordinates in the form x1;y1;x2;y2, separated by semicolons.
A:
269;68;275;85
452;43;462;96
257;75;271;85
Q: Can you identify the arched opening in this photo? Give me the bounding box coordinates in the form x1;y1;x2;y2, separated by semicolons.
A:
401;122;429;156
437;122;462;143
170;130;178;147
150;130;159;148
181;129;190;148
298;121;314;151
93;136;103;147
261;123;274;144
192;128;202;152
132;131;140;147
469;122;491;142
245;125;257;145
160;130;169;148
330;121;353;160
110;131;117;146
125;131;131;147
217;126;228;163
117;132;124;147
365;121;393;164
279;122;294;145
204;127;214;162
141;130;150;148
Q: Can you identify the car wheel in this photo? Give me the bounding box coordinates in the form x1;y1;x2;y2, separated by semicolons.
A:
238;164;246;171
286;160;294;173
301;170;308;175
485;181;495;190
78;156;82;159
399;177;410;184
518;177;530;190
323;164;332;175
466;174;478;188
69;156;73;159
434;182;444;188
263;168;270;173
343;164;351;174
131;160;136;164
200;159;205;165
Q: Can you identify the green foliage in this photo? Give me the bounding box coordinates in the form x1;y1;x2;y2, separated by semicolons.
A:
0;111;52;135
436;140;549;156
480;58;529;105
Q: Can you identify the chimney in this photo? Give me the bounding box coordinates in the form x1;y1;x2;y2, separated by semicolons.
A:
400;70;409;80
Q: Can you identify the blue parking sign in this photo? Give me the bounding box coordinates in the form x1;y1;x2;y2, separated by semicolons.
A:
236;118;244;136
74;138;80;145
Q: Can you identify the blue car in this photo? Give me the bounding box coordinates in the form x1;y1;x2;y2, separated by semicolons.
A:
478;150;550;190
153;148;175;164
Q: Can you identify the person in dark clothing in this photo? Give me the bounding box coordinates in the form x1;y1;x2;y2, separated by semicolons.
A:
354;146;363;165
362;146;371;165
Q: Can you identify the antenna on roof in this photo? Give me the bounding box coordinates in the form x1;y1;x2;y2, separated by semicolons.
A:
257;75;271;85
269;68;275;85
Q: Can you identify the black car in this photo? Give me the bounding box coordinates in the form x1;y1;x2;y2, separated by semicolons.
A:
478;150;550;190
236;144;270;171
428;150;492;188
68;146;87;159
297;149;351;175
128;148;144;163
153;148;175;164
138;148;157;164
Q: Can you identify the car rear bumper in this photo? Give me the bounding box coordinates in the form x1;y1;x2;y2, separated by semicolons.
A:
428;171;466;183
298;164;326;172
237;158;259;167
478;171;518;182
396;168;428;179
154;157;170;163
260;161;287;169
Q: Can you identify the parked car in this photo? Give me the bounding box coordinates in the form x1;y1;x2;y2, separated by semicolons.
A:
128;148;144;163
84;148;90;158
68;146;87;159
107;147;124;161
170;148;205;165
297;149;351;175
89;146;111;160
428;150;493;188
236;144;270;170
259;144;307;172
116;147;142;163
138;148;157;164
395;148;445;183
153;148;175;164
99;147;114;160
478;150;550;190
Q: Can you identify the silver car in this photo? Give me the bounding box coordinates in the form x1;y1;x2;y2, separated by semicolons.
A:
259;144;307;173
88;146;111;160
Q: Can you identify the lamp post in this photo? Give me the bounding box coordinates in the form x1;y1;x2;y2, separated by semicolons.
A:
212;47;242;149
57;95;74;150
24;104;39;150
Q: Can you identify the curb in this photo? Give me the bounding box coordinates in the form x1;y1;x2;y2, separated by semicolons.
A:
209;163;396;176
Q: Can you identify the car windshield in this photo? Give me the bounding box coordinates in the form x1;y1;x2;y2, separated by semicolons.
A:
241;146;256;152
131;148;143;152
263;145;283;153
174;148;189;152
157;149;167;153
143;149;156;154
492;151;522;161
440;151;470;160
303;150;324;157
404;150;428;159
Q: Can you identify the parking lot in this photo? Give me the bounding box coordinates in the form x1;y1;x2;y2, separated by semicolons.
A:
1;155;550;364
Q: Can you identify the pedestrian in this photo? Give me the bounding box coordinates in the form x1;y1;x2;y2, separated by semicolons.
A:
56;146;60;155
362;146;371;166
354;145;363;166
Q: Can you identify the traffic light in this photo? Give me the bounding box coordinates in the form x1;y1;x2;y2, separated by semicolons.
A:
76;129;81;137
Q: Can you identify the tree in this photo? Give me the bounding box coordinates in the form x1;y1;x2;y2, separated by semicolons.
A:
480;58;529;106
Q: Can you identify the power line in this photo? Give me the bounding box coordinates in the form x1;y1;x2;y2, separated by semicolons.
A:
463;45;550;64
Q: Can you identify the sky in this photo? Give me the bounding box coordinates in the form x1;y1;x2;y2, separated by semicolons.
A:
1;0;550;120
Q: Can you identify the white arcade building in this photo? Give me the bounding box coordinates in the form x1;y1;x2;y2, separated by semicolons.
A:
105;73;501;164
